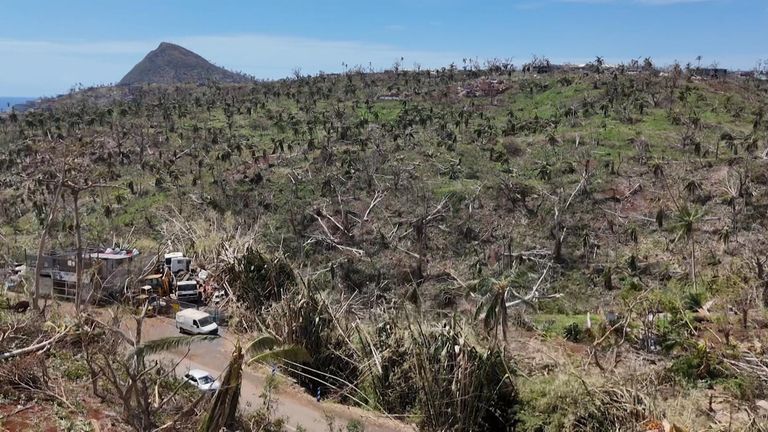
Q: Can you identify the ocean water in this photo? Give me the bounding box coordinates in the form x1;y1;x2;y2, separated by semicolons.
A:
0;97;34;112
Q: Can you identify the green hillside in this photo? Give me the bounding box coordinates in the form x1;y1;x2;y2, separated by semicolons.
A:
2;61;768;430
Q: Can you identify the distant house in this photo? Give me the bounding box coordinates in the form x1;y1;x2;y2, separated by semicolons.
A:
693;67;728;79
29;248;139;302
522;60;563;74
739;70;768;80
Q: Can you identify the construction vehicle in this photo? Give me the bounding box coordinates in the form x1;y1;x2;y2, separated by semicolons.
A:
131;289;168;316
125;251;202;308
140;273;172;297
174;280;200;303
164;252;191;274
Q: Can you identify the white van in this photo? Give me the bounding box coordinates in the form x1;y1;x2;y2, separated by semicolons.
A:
175;309;218;335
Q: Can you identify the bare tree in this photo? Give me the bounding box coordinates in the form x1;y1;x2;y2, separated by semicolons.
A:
83;305;214;430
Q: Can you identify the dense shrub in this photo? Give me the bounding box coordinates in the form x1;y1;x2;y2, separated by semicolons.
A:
225;247;295;310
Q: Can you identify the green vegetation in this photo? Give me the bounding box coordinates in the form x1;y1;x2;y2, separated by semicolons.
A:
2;58;768;430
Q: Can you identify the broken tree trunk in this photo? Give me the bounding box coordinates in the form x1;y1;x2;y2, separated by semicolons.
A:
0;327;70;361
32;178;64;312
73;189;84;313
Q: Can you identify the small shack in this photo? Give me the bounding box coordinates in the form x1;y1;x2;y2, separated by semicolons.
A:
29;248;139;303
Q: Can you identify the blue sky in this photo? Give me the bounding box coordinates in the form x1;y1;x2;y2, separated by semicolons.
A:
1;0;765;96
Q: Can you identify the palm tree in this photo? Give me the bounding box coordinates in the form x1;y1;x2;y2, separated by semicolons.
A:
718;131;735;159
198;335;310;431
684;179;702;199
718;226;732;254
474;278;511;343
599;100;611;117
642;57;655;73
673;205;705;289
535;162;552;180
593;56;605;76
671;62;683;89
199;343;244;432
546;129;560;147
752;105;765;131
651;159;665;179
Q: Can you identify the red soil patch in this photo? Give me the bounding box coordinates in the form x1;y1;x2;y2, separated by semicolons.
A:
0;404;58;432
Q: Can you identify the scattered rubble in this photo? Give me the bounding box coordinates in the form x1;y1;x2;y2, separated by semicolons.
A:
458;78;508;98
376;92;404;101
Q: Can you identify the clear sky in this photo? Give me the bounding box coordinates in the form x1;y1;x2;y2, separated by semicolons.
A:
1;0;766;96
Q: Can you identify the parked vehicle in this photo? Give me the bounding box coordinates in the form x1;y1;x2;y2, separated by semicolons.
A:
183;369;220;392
175;309;218;335
141;273;170;296
174;280;199;302
164;252;191;274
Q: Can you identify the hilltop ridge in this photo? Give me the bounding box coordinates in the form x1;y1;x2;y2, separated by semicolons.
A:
118;42;251;86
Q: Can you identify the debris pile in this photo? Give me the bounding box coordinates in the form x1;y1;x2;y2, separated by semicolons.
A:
130;251;230;315
458;79;508;98
376;92;404;101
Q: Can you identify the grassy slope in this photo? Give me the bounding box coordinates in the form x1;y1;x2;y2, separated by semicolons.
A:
2;68;768;429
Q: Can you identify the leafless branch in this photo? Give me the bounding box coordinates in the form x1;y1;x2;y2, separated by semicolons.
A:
363;190;386;221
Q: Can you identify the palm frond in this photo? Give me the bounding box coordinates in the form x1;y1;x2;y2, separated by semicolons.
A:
483;292;503;333
129;335;218;360
247;345;311;365
672;204;704;241
473;295;486;321
245;333;280;355
469;276;497;296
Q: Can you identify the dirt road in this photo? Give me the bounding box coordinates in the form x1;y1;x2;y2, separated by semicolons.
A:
142;316;412;432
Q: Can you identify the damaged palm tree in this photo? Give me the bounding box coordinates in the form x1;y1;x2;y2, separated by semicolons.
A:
406;316;518;431
473;265;558;343
199;342;244;432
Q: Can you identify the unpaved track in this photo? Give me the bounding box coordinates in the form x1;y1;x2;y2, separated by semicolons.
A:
142;316;413;432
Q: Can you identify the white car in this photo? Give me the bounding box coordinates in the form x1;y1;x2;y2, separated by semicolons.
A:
183;369;221;392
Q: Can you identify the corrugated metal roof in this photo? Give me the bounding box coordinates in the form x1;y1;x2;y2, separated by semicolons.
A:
89;253;135;260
